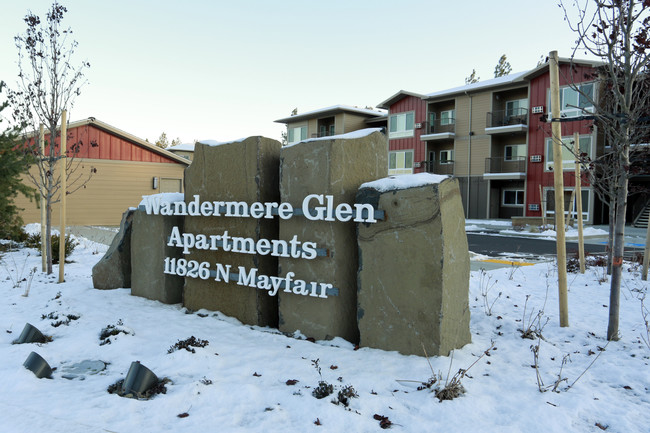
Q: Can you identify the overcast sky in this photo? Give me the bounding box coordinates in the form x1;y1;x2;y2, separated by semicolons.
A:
0;1;588;145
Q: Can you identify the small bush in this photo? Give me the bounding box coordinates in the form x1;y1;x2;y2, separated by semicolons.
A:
336;385;358;407
24;233;78;263
99;320;131;345
168;336;209;354
312;381;334;399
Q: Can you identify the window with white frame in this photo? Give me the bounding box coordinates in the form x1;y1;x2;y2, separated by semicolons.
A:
439;149;454;164
388;150;414;175
545;188;590;221
502;189;525;206
504;144;527;161
545;135;591;170
440;110;455;125
288;126;307;144
389;112;415;139
550;83;595;118
505;99;528;117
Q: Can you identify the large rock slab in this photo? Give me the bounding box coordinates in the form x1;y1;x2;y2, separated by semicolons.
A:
92;209;134;289
356;174;471;356
182;137;281;327
131;210;184;304
278;129;387;343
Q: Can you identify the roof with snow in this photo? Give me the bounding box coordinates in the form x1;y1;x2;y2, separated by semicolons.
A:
377;90;426;110
424;70;529;100
274;105;386;124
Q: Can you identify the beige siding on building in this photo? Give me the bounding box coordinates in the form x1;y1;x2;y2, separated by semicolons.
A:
454;92;491;176
16;159;186;226
342;113;370;134
171;150;193;161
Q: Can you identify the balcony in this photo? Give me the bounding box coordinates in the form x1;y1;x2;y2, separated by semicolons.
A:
422;159;454;175
483;157;526;180
485;108;528;134
420;119;455;141
311;130;336;138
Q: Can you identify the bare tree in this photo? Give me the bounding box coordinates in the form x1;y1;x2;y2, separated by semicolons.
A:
561;0;650;340
7;1;91;274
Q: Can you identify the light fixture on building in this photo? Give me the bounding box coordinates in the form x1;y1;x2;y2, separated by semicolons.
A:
152;177;159;189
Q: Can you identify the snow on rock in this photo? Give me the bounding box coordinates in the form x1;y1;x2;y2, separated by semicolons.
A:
198;138;247;147
361;172;450;192
139;192;184;208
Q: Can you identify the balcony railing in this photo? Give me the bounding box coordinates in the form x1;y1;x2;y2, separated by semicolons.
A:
423;159;454;175
486;108;528;128
425;119;456;135
311;130;335;138
484;156;527;174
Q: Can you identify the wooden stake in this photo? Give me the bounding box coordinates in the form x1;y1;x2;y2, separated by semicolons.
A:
642;217;650;280
566;189;576;228
549;51;569;327
58;110;67;283
574;132;585;274
539;184;546;228
39;125;46;273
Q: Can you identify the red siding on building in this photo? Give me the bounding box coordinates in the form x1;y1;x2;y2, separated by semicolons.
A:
526;64;596;215
388;95;428;172
39;124;178;164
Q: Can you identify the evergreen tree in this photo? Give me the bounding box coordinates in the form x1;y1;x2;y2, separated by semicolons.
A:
494;54;512;77
155;132;169;149
0;81;35;239
465;69;480;85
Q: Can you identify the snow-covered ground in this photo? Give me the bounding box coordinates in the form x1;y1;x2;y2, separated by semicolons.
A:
1;232;649;432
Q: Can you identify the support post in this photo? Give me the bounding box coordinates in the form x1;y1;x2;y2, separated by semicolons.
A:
574;132;585;274
540;184;546;227
58;110;67;283
549;50;569;327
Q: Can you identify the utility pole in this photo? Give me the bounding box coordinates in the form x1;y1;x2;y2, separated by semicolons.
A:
549;51;569;327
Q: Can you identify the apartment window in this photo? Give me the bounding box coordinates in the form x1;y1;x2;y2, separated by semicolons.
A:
545;136;591;170
505;99;528;117
389;112;415;139
545;188;591;221
439;149;454;164
504;144;527;161
388;150;414;175
440;110;455;125
550;83;595;118
288;126;307;144
502;189;525;206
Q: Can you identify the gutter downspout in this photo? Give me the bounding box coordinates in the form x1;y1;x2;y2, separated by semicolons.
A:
464;91;472;219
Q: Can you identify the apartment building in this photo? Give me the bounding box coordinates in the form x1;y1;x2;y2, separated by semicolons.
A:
274;105;387;145
378;58;603;223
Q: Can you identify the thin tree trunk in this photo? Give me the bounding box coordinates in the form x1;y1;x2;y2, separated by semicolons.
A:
45;201;52;274
607;158;629;341
607;197;615;275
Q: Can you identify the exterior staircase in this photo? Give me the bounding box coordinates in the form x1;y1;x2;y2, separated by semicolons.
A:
634;202;650;228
